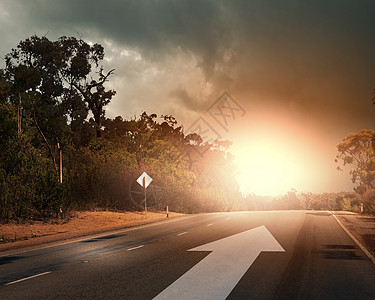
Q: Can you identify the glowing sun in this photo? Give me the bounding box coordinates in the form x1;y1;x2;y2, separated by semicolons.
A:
232;137;305;196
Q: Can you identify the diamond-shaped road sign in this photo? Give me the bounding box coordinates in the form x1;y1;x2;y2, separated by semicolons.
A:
137;172;153;188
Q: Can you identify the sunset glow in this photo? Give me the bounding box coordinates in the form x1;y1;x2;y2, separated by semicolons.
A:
233;138;305;196
229;112;323;196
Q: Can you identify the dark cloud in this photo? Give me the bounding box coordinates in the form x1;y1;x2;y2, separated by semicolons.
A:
3;1;375;107
1;0;374;121
169;87;206;112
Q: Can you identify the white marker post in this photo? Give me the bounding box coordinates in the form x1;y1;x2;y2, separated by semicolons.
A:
136;172;153;218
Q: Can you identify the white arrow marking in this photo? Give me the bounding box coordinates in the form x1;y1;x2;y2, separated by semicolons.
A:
153;225;284;300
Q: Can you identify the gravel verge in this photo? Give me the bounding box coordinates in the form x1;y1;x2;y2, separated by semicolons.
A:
333;211;375;262
0;211;185;253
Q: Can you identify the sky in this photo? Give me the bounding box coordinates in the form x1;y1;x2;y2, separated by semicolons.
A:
0;0;374;196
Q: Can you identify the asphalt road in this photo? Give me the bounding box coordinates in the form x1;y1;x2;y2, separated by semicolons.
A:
1;211;375;299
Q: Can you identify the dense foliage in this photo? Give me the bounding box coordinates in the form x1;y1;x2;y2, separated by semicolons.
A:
0;36;241;221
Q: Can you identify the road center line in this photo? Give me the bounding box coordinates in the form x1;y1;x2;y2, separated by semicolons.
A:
177;232;187;236
5;271;52;286
225;218;231;220
207;223;213;227
127;245;144;251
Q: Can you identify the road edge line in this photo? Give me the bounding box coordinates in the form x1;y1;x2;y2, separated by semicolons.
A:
329;211;375;265
5;271;51;286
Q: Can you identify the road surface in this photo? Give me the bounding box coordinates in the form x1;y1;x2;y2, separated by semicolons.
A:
1;211;375;299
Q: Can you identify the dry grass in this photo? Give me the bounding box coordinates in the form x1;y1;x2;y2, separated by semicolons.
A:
0;210;183;252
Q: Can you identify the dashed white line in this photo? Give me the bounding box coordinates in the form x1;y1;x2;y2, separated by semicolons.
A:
5;271;51;286
207;223;213;227
127;245;144;251
177;232;187;236
225;218;231;221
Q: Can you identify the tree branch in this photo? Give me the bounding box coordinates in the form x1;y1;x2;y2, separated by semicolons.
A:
70;68;114;100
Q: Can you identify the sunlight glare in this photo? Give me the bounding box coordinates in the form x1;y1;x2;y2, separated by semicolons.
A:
233;137;304;196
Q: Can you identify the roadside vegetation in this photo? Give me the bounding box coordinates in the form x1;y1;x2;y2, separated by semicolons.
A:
0;35;374;223
0;35;241;222
242;190;362;212
335;129;375;213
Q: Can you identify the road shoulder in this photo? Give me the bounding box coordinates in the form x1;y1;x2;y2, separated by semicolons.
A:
331;211;375;264
0;211;187;253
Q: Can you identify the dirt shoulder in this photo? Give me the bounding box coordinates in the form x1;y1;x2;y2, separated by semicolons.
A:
333;211;375;259
0;211;185;253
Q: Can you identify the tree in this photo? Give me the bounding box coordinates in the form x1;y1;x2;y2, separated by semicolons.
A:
58;36;116;138
335;129;375;193
4;35;116;144
301;192;313;209
4;36;71;176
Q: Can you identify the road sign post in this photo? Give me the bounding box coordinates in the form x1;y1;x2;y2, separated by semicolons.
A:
136;172;153;218
144;177;147;217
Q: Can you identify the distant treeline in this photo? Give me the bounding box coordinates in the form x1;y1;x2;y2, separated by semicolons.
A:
241;190;363;213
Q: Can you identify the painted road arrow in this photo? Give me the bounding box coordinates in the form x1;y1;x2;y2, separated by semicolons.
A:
154;225;285;300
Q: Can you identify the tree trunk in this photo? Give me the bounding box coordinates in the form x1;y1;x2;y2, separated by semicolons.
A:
32;109;58;175
94;113;102;138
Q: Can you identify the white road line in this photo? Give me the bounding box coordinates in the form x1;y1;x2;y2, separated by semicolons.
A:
225;218;231;221
177;232;187;236
329;211;375;265
207;223;213;227
127;245;144;251
5;271;51;286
